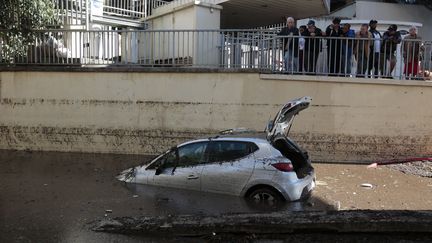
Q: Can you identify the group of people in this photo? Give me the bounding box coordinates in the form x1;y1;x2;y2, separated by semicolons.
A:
277;17;424;79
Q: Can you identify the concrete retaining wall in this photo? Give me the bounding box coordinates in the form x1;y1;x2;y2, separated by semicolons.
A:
1;70;431;162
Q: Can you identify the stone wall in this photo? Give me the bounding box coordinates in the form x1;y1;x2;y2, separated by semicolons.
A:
1;70;431;162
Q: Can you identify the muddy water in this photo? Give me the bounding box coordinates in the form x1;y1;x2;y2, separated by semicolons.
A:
0;150;331;243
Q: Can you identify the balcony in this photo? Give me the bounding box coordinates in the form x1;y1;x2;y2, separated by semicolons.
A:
52;0;148;28
50;0;330;29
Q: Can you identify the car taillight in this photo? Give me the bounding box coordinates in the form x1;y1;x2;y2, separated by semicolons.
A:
271;162;293;172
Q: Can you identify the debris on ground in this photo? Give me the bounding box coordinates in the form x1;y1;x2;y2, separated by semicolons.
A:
367;163;378;169
315;180;328;186
387;161;432;178
334;201;341;211
360;183;374;189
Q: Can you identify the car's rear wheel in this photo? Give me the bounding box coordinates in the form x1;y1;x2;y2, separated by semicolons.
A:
247;187;284;205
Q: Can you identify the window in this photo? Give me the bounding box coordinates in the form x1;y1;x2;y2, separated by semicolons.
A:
147;150;177;170
207;141;258;163
178;142;208;167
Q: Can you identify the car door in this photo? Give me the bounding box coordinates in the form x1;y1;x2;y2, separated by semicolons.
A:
151;142;208;191
200;141;258;195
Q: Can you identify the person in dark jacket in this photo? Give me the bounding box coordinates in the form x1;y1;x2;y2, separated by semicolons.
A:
298;25;307;72
277;17;300;72
303;20;322;74
326;17;343;75
368;19;382;78
381;24;402;77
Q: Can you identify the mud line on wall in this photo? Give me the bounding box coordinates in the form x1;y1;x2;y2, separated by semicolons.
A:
1;125;431;163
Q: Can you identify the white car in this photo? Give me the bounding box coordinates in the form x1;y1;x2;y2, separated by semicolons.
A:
118;96;315;203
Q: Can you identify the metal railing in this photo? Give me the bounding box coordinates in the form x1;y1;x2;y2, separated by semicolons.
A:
274;35;430;80
1;29;431;80
103;0;147;19
50;1;225;27
0;29;276;69
52;0;88;25
51;0;148;27
150;0;224;9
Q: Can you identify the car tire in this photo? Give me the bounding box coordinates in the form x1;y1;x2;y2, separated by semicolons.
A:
247;187;284;204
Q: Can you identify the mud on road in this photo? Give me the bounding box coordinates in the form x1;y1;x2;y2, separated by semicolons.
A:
1;150;431;242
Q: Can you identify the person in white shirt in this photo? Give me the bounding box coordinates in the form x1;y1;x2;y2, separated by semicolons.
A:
368;20;382;78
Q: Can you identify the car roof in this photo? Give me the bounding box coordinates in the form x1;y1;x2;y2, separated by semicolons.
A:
178;131;269;147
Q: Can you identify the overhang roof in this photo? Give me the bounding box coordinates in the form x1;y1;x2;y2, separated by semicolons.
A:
220;0;330;28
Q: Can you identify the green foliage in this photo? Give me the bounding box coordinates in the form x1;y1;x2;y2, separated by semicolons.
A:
0;0;59;63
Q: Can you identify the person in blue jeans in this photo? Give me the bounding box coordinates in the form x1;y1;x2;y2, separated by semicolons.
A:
342;23;355;76
277;17;299;73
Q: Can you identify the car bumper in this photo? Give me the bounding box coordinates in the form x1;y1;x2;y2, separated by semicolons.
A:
272;171;316;201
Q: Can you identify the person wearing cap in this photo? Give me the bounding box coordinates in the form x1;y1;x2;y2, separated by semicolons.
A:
277;17;300;73
303;20;323;73
381;24;402;77
403;25;422;78
368;19;382;78
307;20;315;27
326;17;343;75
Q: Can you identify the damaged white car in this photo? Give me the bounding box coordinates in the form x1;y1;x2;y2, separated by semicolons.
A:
118;96;315;202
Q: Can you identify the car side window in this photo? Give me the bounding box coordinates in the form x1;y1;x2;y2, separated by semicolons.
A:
207;141;258;163
147;150;177;170
177;142;208;167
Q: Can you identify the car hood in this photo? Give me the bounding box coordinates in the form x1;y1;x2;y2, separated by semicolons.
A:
266;96;312;140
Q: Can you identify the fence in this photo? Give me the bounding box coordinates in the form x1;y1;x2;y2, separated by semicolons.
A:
103;0;147;19
0;29;277;69
51;0;148;26
0;29;431;80
50;0;224;26
275;36;431;80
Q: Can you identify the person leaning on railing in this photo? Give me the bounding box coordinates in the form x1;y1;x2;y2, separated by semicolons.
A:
381;24;402;78
298;25;307;73
368;20;382;78
277;17;299;73
341;23;355;76
403;25;422;79
303;20;323;74
326;17;343;76
354;24;372;77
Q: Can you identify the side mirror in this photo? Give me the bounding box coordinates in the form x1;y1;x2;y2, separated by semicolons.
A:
155;166;163;176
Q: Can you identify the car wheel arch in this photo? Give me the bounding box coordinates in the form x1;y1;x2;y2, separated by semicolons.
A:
243;184;288;201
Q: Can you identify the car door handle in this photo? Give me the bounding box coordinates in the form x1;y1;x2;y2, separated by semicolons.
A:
187;175;199;180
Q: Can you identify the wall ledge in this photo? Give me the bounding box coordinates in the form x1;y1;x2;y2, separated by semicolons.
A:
0;66;260;73
260;74;432;87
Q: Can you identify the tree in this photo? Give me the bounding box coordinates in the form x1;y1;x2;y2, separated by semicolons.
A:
0;0;59;63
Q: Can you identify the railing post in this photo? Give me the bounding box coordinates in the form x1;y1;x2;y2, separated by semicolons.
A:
145;0;148;18
86;0;90;30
